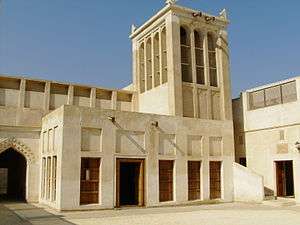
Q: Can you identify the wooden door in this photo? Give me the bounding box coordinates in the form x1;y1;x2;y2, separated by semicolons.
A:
209;161;221;199
80;158;100;205
188;161;201;200
137;161;144;206
159;160;174;202
276;161;285;197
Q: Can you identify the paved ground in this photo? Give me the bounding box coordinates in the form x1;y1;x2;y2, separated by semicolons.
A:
0;202;73;225
1;199;300;225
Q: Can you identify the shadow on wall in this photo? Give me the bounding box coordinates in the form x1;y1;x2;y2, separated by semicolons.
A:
156;126;185;156
110;119;185;156
113;121;147;154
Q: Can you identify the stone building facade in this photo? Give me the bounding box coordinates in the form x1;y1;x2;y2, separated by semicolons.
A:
0;2;241;211
234;77;300;203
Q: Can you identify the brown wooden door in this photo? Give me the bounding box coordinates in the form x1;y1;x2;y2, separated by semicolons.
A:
159;160;174;202
188;161;201;201
80;158;100;205
276;161;284;197
209;161;221;199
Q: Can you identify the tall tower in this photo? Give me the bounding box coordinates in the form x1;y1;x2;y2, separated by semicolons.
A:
130;2;232;121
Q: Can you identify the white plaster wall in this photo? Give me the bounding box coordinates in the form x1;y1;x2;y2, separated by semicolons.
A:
233;162;264;202
48;105;235;211
0;88;19;107
241;77;300;203
40;107;65;209
138;83;170;115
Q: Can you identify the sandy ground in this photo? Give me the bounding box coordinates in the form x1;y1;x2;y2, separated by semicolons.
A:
1;199;300;225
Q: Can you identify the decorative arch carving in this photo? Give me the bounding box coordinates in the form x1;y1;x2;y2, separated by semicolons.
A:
0;137;35;163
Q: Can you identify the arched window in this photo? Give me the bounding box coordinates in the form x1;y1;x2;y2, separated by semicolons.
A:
194;30;205;85
146;38;153;90
180;27;192;83
161;27;168;84
208;33;218;87
139;43;145;93
153;33;160;87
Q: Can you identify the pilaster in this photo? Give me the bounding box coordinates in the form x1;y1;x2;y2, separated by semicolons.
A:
18;79;26;108
218;29;232;120
67;85;74;105
144;39;148;91
151;34;155;88
190;27;199;118
159;28;163;85
166;12;183;116
132;41;138;92
111;91;117;110
44;82;51;112
90;88;96;108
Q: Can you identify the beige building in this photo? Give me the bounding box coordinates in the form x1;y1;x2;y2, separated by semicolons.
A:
234;77;300;203
0;2;263;211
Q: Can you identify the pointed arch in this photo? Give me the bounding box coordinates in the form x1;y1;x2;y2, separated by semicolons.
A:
0;137;35;163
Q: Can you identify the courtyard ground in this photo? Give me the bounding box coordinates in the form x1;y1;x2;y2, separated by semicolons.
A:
1;199;300;225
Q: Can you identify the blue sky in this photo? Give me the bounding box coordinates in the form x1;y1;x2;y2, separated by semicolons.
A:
0;0;299;97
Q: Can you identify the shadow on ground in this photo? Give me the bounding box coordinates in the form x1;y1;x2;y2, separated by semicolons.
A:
0;201;74;225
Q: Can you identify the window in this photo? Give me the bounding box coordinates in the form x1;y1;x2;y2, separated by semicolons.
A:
180;27;192;83
194;31;205;85
46;157;51;200
80;158;100;205
139;43;145;93
209;161;221;199
159;160;174;202
208;33;218;87
146;38;153;90
51;156;57;202
248;81;297;110
249;90;265;109
41;157;46;199
188;161;201;200
153;33;160;87
282;81;297;103
265;86;281;106
161;27;168;84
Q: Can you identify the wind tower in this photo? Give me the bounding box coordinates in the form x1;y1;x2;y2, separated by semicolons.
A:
130;1;232;121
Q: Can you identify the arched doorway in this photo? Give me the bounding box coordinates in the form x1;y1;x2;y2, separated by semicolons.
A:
0;148;27;201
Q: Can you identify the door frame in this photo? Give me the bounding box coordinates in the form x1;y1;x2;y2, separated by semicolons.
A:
115;158;145;207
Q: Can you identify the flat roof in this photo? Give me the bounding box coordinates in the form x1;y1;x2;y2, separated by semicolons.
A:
0;74;135;95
